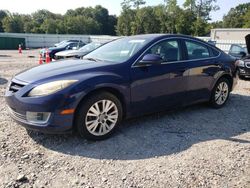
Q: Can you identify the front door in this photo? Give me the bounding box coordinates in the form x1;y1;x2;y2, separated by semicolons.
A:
130;39;189;116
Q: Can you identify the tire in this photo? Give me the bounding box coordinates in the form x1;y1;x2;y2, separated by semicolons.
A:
75;92;123;140
210;77;230;109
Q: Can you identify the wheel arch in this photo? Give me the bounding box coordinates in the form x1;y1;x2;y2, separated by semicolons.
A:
211;72;233;92
72;86;127;131
217;74;233;91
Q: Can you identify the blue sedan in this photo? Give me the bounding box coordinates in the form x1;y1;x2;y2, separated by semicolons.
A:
5;34;238;140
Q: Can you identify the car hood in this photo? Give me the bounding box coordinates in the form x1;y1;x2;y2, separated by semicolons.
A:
15;60;110;83
245;34;250;54
56;50;85;57
40;47;64;54
49;46;64;51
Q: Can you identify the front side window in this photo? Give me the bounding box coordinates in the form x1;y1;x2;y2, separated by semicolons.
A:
144;40;181;62
185;41;210;60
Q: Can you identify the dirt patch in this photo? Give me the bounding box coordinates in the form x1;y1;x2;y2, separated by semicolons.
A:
0;50;249;188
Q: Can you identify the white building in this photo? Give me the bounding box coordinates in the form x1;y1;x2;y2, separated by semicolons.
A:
211;28;250;41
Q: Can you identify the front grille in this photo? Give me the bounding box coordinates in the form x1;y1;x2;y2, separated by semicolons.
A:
9;81;25;93
8;107;27;122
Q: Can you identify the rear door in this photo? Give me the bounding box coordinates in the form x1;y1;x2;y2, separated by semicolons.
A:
182;39;222;104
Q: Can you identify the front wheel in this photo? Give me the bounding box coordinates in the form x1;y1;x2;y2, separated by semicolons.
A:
75;92;123;140
210;78;230;108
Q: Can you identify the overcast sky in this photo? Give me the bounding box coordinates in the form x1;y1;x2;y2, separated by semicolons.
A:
1;0;249;21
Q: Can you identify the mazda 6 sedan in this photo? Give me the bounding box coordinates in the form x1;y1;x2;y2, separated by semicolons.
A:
5;34;238;140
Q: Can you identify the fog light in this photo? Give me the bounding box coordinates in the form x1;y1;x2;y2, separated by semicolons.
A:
26;111;51;124
239;68;245;73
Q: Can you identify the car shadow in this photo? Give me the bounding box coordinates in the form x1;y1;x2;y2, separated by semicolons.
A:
28;93;250;160
0;55;11;57
0;77;8;85
240;77;250;81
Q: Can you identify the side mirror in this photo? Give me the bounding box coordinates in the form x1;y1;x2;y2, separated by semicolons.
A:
72;47;77;50
239;51;246;58
139;54;163;65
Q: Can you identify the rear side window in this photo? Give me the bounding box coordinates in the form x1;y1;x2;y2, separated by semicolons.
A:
211;48;220;57
185;41;210;60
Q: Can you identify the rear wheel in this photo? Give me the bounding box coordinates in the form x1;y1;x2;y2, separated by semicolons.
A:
210;78;230;108
75;92;122;140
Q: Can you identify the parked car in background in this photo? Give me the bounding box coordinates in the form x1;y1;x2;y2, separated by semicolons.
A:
40;41;86;60
54;40;84;47
55;41;106;60
6;34;238;140
229;34;250;79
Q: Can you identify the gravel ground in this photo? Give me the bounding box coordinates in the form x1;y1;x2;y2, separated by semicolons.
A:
0;50;249;188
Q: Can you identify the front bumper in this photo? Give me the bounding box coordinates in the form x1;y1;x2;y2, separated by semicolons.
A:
5;78;78;134
238;67;250;77
7;106;73;133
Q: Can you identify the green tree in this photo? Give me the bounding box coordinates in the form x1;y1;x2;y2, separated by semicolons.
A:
184;0;219;20
223;3;250;28
117;0;136;35
131;0;146;9
2;14;24;33
153;5;168;33
243;8;250;28
164;0;179;33
175;9;196;34
0;10;8;32
64;6;117;35
183;0;219;35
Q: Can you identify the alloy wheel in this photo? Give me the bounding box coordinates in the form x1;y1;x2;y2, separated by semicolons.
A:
85;100;118;136
215;82;229;105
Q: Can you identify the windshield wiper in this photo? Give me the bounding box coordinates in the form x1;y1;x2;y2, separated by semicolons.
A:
83;57;100;62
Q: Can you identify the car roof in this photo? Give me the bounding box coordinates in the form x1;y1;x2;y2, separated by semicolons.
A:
125;33;205;41
124;34;218;49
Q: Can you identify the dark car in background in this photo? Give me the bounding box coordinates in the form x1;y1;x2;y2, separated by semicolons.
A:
54;40;84;47
5;34;238;140
40;41;86;60
54;41;106;60
229;34;250;79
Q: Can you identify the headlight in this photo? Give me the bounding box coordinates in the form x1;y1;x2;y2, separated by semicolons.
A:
28;80;78;97
236;60;245;67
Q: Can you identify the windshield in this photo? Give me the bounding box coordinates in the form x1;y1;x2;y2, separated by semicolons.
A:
57;42;72;48
56;40;67;45
79;42;103;52
84;37;151;63
243;47;248;54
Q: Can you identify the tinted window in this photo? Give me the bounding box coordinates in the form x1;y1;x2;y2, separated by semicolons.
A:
211;48;220;57
185;41;210;60
229;45;246;54
79;42;102;52
145;40;180;62
70;43;79;47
